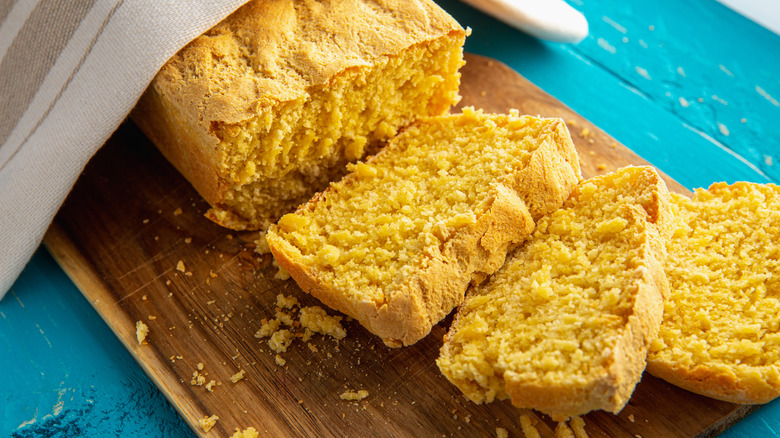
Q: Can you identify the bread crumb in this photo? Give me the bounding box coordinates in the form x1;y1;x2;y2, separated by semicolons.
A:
520;415;540;438
255;318;281;338
496;427;508;438
340;389;369;401
277;293;299;309
275;355;286;366
555;422;575;438
176;260;186;272
184;237;192;244
191;364;206;386
173;207;183;216
272;260;291;280
570;416;588;438
230;369;246;383
205;380;216;392
269;329;294;353
141;295;147;301
199;414;218;432
209;270;218;278
254;232;271;255
229;427;259;438
135;320;149;345
226;234;234;239
299;306;346;339
275;309;294;326
597;164;607;171
628;414;635;422
142;218;149;224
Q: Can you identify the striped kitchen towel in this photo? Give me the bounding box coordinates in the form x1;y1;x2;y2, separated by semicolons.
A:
0;0;249;299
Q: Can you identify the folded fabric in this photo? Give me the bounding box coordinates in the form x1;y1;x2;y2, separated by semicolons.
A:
0;0;249;299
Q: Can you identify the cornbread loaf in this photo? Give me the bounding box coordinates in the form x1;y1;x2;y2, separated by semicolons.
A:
437;166;673;420
647;182;780;404
267;108;581;347
133;0;466;230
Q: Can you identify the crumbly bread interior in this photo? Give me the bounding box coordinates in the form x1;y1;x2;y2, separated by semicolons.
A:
438;166;670;418
274;109;566;304
209;36;465;229
268;108;580;346
647;182;780;403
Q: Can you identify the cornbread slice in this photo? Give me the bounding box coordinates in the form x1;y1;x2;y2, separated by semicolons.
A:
437;166;673;420
133;0;466;230
267;108;581;347
647;182;780;404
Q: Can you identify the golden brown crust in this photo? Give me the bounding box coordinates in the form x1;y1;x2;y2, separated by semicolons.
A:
646;361;780;404
162;0;464;127
132;0;464;219
267;115;581;347
513;118;582;221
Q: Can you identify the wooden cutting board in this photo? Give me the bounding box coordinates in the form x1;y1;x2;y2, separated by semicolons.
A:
44;54;756;437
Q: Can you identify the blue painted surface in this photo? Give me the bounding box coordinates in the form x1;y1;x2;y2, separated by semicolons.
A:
0;250;190;437
1;0;779;436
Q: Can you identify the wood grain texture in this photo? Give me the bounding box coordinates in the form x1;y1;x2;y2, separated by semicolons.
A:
45;54;754;437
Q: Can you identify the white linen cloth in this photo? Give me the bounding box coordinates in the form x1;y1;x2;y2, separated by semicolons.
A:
0;0;249;299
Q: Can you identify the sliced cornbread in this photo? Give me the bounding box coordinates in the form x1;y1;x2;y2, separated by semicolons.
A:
437;166;672;420
267;108;581;347
133;0;466;230
647;182;780;404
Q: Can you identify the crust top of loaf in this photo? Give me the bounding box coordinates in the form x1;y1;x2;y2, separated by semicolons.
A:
153;0;464;127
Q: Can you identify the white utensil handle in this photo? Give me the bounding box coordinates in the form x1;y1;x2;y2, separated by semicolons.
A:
461;0;589;43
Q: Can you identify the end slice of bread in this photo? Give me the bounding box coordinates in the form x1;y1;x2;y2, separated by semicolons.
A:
438;166;672;420
267;108;581;347
647;182;780;404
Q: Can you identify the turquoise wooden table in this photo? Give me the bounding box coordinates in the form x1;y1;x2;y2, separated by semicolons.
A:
2;0;779;436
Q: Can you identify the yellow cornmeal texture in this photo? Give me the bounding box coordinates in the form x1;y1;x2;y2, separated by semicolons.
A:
438;166;669;419
135;0;467;230
275;108;555;305
268;108;581;346
212;37;464;228
647;182;780;404
230;427;259;438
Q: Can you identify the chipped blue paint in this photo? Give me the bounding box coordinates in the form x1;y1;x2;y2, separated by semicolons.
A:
0;250;191;438
1;0;778;436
